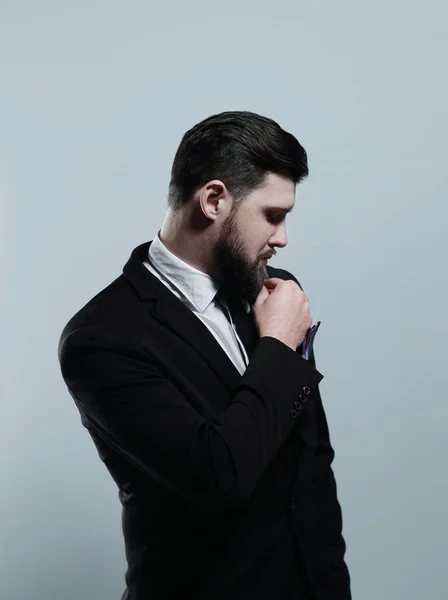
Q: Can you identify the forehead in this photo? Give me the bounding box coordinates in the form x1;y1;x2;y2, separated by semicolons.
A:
250;173;296;211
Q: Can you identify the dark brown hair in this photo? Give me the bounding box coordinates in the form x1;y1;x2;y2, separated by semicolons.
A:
167;111;308;211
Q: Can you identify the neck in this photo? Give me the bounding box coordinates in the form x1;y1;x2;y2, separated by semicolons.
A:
159;210;215;276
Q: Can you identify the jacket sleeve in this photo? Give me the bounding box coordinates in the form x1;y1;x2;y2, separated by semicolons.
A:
58;327;323;513
308;349;351;597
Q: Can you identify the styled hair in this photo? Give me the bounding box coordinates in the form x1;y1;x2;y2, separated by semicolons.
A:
167;111;308;211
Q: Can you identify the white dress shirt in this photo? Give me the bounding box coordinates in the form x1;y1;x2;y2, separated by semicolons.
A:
143;230;251;375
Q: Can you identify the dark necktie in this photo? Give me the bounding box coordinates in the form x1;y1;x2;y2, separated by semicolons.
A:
216;291;259;365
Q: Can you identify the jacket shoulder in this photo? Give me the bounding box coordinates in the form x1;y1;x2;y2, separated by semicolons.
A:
266;265;303;290
58;274;134;354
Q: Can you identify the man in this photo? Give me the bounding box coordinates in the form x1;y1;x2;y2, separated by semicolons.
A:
58;111;351;600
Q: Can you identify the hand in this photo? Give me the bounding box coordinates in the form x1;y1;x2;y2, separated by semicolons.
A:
252;278;312;351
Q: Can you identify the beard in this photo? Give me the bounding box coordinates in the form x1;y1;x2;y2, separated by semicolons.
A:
211;212;269;306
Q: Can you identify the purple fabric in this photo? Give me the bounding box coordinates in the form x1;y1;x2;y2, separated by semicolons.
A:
300;321;321;360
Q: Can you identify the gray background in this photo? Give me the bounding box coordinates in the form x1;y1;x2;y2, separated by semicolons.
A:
1;1;447;599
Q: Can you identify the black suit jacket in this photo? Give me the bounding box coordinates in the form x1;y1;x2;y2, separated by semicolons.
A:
58;240;351;600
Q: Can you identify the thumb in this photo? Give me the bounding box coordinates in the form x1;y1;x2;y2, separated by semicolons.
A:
255;284;270;304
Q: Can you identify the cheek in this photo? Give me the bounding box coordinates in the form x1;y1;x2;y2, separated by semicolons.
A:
240;219;270;260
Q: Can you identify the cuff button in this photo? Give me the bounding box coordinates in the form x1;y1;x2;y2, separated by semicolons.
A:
302;386;311;395
290;409;297;419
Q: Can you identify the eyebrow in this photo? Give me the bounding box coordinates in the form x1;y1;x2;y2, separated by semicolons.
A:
265;206;294;214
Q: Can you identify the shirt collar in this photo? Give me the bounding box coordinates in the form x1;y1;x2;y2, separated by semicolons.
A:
148;231;250;314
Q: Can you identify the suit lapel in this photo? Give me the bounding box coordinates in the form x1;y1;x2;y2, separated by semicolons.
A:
122;240;243;394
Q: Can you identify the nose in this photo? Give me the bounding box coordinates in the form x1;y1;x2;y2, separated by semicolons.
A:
270;222;288;249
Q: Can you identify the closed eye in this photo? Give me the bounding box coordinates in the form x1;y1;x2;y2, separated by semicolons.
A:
267;215;285;224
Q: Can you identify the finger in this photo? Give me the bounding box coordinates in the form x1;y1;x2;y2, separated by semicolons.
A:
255;286;270;303
263;277;283;288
